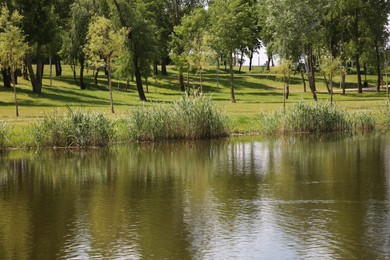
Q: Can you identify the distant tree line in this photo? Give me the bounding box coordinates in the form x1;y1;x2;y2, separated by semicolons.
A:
0;0;389;105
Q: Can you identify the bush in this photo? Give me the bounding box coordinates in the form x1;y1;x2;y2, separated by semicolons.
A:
122;95;229;141
29;109;115;148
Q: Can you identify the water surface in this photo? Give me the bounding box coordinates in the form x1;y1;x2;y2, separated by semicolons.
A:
1;133;390;259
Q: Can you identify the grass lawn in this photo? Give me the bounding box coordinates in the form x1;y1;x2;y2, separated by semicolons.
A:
1;64;389;139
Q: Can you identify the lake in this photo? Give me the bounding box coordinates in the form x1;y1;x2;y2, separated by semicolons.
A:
1;132;390;259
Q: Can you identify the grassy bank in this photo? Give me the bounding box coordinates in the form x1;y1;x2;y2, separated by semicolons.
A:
0;64;389;148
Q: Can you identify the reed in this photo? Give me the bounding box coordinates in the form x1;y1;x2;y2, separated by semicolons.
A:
350;111;376;131
0;121;11;149
28;108;114;148
259;101;372;134
122;95;229;141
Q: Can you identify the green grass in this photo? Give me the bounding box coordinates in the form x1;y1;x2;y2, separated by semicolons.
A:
0;64;389;146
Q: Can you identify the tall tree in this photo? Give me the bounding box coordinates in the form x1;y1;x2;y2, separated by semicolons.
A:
112;0;158;101
209;0;253;103
61;0;95;90
13;0;58;94
363;0;389;92
265;0;329;101
170;8;212;92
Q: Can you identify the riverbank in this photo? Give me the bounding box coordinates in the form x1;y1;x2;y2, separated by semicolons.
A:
1;65;389;148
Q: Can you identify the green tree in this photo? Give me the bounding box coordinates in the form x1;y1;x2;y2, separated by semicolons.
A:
13;0;58;94
112;0;159;101
209;0;253;103
84;16;127;113
0;6;29;116
61;0;93;89
147;0;206;90
170;8;212;92
265;0;330;101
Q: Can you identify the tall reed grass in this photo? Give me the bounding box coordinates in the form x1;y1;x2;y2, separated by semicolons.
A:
260;101;376;134
122;95;229;141
29;108;114;148
0;121;11;149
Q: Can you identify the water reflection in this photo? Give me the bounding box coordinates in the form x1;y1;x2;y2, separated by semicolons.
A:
0;133;390;259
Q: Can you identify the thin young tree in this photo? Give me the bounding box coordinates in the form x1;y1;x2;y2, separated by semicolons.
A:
0;6;29;117
84;16;127;113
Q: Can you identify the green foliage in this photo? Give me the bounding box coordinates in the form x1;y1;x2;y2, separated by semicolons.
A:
0;121;11;149
170;8;213;75
84;16;127;67
123;95;229;141
0;6;29;71
28;109;115;148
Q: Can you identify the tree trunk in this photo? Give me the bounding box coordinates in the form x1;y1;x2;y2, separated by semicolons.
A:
229;56;236;103
323;75;332;94
303;45;318;101
26;56;41;94
11;67;19;117
94;68;99;87
161;58;168;75
353;9;363;93
1;68;11;88
26;45;43;94
238;50;244;73
23;65;29;80
285;83;289;99
375;39;381;92
49;54;52;87
153;62;158;75
300;66;306;92
145;77;149;93
107;56;114;113
79;60;86;90
135;55;147;101
200;70;203;93
267;54;271;71
249;50;253;71
356;56;363;93
125;79;129;92
179;73;185;92
55;57;62;77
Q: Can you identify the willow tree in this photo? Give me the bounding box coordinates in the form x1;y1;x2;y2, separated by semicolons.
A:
85;16;127;113
0;7;29;117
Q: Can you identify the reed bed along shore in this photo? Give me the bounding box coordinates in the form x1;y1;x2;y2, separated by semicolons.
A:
259;101;379;135
0;98;389;149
